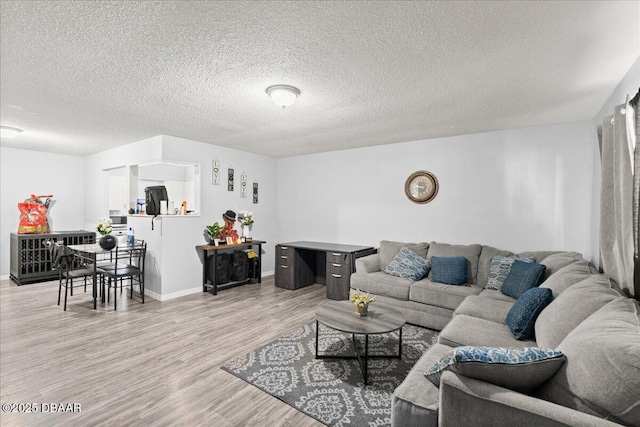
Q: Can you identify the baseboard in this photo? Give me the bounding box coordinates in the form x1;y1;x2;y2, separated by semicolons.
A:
0;275;9;281
145;286;202;302
262;270;274;277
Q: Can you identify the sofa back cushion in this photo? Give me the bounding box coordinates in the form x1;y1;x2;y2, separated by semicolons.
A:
535;298;640;426
539;260;598;298
535;275;620;349
427;242;482;284
379;240;429;270
538;252;583;281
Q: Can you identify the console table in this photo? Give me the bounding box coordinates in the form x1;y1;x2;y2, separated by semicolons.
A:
196;240;264;295
275;241;376;300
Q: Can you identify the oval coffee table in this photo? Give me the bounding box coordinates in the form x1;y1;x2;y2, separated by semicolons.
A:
315;300;406;385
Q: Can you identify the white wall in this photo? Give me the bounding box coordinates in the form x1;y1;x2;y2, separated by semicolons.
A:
589;56;640;266
277;121;596;260
82;135;277;298
0;147;85;277
160;135;278;295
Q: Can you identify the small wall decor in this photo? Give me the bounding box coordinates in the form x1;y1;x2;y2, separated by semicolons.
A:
212;157;220;185
240;172;247;198
405;170;439;204
228;167;234;191
253;181;259;204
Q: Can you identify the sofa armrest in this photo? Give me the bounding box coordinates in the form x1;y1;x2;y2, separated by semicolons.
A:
355;253;381;273
439;371;618;427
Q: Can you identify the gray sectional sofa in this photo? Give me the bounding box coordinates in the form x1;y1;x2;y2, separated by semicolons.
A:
350;241;640;427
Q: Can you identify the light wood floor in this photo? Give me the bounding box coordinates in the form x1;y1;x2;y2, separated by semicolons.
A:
0;276;327;426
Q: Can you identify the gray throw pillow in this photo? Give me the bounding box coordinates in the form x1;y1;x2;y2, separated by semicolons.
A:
425;346;566;393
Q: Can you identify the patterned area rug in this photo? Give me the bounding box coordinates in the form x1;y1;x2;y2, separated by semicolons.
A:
222;321;438;426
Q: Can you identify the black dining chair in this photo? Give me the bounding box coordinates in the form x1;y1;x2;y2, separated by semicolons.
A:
48;242;95;311
97;240;146;310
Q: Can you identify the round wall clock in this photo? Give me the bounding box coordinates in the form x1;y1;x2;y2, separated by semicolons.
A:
405;171;439;204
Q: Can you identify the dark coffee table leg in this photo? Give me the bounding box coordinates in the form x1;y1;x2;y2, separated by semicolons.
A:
315;320;319;358
364;334;369;385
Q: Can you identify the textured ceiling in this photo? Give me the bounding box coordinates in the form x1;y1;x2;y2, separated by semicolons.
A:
1;1;639;158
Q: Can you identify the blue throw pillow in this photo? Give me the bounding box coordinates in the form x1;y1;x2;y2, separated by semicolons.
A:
431;256;467;285
486;256;535;291
500;260;546;299
383;247;430;281
424;346;566;392
506;287;554;340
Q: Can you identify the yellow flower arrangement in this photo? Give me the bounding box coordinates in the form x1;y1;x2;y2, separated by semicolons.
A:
351;289;376;308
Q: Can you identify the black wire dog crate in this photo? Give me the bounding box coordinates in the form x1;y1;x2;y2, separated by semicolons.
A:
10;231;96;285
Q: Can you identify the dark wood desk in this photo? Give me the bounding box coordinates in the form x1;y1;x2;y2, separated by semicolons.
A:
196;240;264;295
275;241;376;300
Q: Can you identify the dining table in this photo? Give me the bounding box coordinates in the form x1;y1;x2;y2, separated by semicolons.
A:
66;242;141;309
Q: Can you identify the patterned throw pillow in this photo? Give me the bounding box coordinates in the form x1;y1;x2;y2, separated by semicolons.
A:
430;256;467;285
486;256;535;290
501;260;547;299
424;346;566;392
383;247;430;281
506;287;554;340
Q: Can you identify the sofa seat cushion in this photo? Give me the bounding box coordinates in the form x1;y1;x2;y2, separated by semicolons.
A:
539;260;598;298
410;279;482;310
427;242;482;284
535;275;620;349
379;240;429;270
477;289;517;302
350;271;412;300
438;315;536;349
535;298;640;426
425;346;566;392
453;295;514;323
391;343;452;427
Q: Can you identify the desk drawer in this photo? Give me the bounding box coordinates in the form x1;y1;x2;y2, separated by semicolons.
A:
327;251;351;266
275;263;294;289
326;261;351;300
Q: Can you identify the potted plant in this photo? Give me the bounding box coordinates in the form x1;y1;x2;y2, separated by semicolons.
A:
238;211;254;239
351;289;376;316
204;221;221;245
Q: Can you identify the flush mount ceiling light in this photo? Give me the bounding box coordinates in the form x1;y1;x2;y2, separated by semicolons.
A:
266;85;300;109
0;126;23;138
